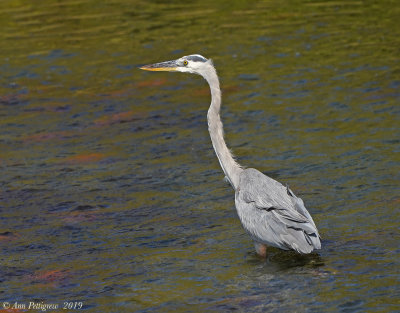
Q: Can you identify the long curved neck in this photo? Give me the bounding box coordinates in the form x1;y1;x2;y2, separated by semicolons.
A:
202;64;242;190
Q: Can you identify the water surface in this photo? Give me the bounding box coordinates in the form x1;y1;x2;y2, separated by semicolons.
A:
0;0;399;312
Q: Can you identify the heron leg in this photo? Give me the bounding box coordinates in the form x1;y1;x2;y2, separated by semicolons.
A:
254;242;268;257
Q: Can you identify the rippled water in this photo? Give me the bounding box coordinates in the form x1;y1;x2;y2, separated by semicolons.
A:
1;0;399;312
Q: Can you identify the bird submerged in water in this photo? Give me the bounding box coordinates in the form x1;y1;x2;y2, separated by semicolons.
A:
140;54;321;256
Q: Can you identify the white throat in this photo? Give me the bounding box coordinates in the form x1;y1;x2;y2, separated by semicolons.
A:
200;63;243;189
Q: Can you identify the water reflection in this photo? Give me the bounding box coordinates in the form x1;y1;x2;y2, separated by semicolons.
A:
0;0;399;312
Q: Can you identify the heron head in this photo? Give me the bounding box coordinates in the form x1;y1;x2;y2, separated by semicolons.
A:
140;54;212;75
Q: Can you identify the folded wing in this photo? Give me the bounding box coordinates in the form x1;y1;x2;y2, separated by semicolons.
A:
235;168;321;254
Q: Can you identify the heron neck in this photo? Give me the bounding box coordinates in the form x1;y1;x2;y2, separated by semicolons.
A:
204;66;242;190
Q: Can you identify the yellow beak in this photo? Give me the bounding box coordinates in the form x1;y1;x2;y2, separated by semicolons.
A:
139;60;178;72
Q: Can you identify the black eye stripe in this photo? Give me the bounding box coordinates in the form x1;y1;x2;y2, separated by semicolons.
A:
186;55;207;62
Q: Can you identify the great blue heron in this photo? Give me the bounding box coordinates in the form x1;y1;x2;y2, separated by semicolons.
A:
140;54;321;256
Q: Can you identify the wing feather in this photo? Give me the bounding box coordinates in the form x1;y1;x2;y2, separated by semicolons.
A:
235;168;321;253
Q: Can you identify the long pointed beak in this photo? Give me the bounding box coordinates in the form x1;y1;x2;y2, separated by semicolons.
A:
139;60;179;72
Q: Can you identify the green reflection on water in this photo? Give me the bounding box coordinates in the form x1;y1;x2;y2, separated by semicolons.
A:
0;0;399;312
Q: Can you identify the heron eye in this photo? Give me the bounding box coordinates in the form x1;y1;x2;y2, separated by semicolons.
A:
183;60;188;66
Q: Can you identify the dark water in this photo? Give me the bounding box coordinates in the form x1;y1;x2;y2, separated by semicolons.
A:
1;0;399;312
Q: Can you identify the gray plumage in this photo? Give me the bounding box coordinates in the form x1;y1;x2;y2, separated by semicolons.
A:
236;168;320;254
140;54;321;255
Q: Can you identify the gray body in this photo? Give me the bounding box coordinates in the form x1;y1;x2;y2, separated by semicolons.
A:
236;168;320;253
140;54;321;255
